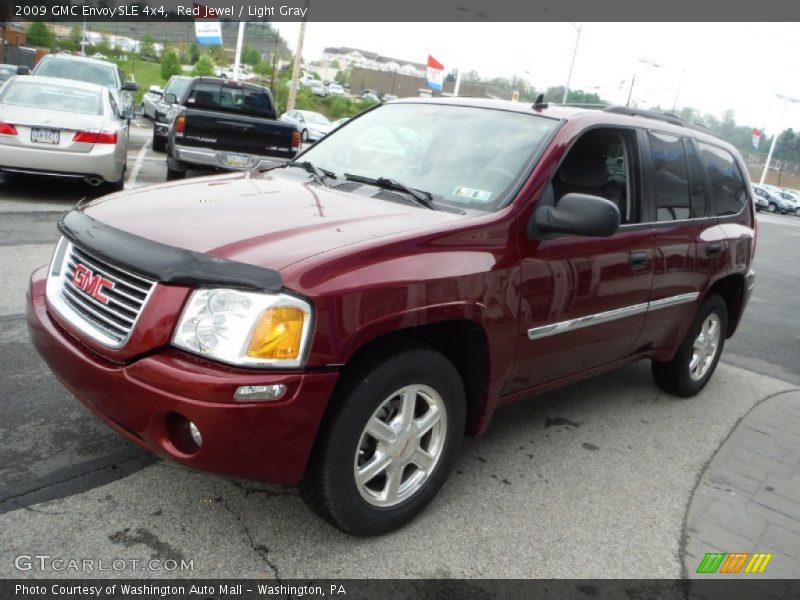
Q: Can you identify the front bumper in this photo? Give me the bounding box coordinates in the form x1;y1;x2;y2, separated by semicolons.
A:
0;142;121;182
172;143;294;171
27;267;338;485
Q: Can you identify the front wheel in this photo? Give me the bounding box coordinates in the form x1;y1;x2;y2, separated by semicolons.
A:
652;294;728;397
768;203;777;213
300;345;466;536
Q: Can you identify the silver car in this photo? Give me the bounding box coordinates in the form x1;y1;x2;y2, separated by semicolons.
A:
141;84;163;119
32;54;138;116
279;109;334;142
0;76;130;191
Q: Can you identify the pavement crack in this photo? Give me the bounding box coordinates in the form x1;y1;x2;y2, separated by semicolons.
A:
215;495;282;580
228;479;296;499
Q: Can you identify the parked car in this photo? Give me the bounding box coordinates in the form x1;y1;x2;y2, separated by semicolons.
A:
28;101;755;537
326;83;345;96
759;184;800;215
381;93;399;102
0;75;130;191
152;75;191;152
331;117;349;129
360;91;380;103
164;77;300;179
0;64;24;86
32;54;138;117
308;80;327;97
280;109;333;142
140;84;163;119
778;190;800;216
751;185;769;211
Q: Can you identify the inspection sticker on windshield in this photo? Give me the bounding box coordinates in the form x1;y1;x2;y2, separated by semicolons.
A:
453;187;492;203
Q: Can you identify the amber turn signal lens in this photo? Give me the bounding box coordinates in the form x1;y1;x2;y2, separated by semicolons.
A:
247;307;306;359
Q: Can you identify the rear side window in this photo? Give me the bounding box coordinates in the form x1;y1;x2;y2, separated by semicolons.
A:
697;143;747;216
649;131;691;221
185;81;275;118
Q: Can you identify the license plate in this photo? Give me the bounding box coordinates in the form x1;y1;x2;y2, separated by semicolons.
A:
223;153;249;168
31;128;60;145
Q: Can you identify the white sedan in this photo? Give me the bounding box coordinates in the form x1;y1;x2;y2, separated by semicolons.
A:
279;109;334;142
140;84;163;119
0;76;129;192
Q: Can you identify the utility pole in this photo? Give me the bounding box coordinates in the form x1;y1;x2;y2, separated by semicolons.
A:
760;94;800;184
269;29;279;95
286;15;307;113
233;21;245;80
561;24;581;104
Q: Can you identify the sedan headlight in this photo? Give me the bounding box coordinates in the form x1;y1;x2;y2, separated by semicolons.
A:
172;288;313;368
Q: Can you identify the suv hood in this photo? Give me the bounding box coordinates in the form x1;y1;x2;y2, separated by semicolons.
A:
82;171;465;272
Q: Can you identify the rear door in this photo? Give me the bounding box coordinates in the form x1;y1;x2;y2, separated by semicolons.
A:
636;131;724;351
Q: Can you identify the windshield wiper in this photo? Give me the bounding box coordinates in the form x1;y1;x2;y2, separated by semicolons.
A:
284;160;335;187
344;173;436;210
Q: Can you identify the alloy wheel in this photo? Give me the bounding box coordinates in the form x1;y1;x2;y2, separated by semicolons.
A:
689;313;721;381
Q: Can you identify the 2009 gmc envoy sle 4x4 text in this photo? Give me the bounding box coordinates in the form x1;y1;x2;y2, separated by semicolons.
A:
27;99;756;536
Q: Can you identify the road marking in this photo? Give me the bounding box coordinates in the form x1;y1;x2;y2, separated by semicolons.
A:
127;138;151;188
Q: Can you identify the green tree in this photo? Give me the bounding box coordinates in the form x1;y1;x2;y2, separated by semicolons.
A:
139;34;155;58
206;45;225;63
69;25;82;48
27;22;54;48
242;45;261;66
192;55;215;76
334;70;347;85
189;42;200;64
161;51;182;80
254;62;272;78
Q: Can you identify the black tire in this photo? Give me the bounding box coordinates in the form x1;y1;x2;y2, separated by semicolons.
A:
152;134;166;153
768;203;776;213
300;345;466;536
166;155;186;181
652;294;728;397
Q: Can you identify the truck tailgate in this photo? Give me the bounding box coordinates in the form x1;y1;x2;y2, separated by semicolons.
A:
182;109;296;159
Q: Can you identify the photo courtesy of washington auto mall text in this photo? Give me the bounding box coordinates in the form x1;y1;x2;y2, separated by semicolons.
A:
2;0;800;599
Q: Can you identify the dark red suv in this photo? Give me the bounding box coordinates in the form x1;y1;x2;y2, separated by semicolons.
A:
27;99;756;536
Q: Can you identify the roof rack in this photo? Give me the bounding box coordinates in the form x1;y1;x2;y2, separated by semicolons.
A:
603;106;712;133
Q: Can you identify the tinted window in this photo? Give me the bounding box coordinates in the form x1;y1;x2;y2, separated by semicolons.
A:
650;132;691;221
185;81;275;118
697;143;747;216
165;77;191;99
685;141;708;218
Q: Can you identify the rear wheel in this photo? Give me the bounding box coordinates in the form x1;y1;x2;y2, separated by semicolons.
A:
166;155;186;181
300;345;466;536
652;294;727;397
768;203;777;213
152;131;166;152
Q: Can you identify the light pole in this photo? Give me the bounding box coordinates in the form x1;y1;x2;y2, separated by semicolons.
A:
760;94;800;185
542;7;581;105
671;68;686;112
626;57;662;108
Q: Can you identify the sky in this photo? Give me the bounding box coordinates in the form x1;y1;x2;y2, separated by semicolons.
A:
275;21;800;134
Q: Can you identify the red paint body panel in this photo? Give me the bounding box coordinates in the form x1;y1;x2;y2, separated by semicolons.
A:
27;101;756;484
28;267;338;484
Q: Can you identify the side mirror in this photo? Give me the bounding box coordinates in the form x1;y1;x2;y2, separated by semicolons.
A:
532;193;620;238
163;93;177;104
16;66;31;75
122;81;139;91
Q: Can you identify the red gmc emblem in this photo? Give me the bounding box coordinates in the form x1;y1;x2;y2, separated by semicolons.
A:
72;264;115;305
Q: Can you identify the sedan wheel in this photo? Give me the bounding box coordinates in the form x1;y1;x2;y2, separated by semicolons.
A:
768;203;776;212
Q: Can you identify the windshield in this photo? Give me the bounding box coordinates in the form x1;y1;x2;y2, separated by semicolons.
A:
299;103;559;211
1;80;102;115
302;112;330;125
165;77;190;99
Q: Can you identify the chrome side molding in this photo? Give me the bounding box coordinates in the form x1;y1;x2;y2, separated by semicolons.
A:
528;292;700;340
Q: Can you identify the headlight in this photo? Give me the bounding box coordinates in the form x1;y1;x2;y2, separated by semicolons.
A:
172;288;313;368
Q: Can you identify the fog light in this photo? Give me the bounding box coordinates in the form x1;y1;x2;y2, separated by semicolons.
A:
234;384;286;402
188;421;203;447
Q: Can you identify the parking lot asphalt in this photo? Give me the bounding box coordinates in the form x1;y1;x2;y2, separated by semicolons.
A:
0;121;798;578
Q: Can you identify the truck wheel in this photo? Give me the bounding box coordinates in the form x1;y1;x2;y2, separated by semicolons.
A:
152;130;166;152
166;156;186;181
652;294;727;397
300;345;466;536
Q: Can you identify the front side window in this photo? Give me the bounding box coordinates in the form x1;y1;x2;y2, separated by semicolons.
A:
552;128;639;224
697;142;747;216
299;103;559;212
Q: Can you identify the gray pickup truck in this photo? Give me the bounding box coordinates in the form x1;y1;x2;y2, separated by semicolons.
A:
164;77;300;180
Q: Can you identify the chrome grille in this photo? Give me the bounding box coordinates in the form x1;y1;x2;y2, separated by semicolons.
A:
46;237;156;348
